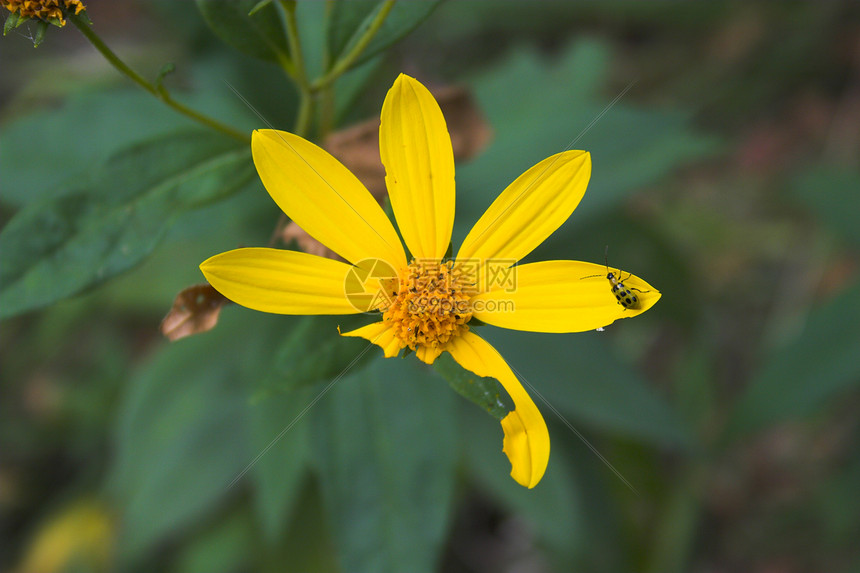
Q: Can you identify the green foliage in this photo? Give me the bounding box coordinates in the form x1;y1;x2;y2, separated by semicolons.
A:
173;508;256;573
485;328;695;449
454;39;720;245
326;0;444;72
0;131;254;319
248;385;311;543
0;69;264;208
790;167;860;247
6;2;858;573
263;315;376;392
433;351;511;420
313;355;457;573
3;10;23;34
108;312;256;560
726;282;860;438
1;90;188;207
196;0;289;62
462;402;585;569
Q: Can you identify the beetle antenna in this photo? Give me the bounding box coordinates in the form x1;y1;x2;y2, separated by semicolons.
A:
604;245;610;272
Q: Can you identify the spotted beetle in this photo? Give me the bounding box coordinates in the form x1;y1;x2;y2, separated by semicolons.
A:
581;247;648;310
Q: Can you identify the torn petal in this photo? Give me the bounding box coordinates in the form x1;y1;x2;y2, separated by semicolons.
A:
446;330;549;488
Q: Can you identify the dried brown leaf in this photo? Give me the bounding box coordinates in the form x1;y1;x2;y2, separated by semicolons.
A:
281;223;341;260
161;283;229;341
435;85;494;163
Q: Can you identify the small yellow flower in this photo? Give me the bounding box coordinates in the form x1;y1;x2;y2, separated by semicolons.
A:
3;0;85;26
16;499;113;573
201;74;660;488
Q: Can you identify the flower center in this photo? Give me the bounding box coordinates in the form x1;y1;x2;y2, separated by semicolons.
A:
3;0;86;25
382;260;474;351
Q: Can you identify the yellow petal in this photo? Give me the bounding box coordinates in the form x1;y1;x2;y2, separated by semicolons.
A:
200;248;359;315
340;321;404;358
470;260;661;332
252;129;406;269
456;150;591;287
415;344;444;365
380;74;455;260
446;330;549;488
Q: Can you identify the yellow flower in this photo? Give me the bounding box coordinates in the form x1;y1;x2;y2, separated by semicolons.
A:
201;74;660;488
16;499;113;573
3;0;85;26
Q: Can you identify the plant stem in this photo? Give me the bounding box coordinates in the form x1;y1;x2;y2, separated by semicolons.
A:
70;14;249;144
279;0;313;137
294;92;313;138
311;0;395;92
318;84;335;141
317;0;336;140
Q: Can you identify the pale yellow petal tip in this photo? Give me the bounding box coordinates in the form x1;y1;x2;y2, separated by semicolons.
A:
198;256;219;282
251;128;297;154
394;72;417;85
569;150;592;179
624;277;662;316
646;289;663;307
501;410;549;489
556;149;590;162
389;74;423;101
252;128;277;138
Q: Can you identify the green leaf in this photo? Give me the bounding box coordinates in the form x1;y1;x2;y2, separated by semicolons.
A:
454;40;718;243
461;401;584;569
813;432;860;549
271;480;340;572
263;315;377;391
327;0;443;72
196;0;289;62
248;385;311;543
3;11;22;34
33;20;48;47
0;80;259;208
173;508;255;573
483;329;695;449
0;130;253;319
725;282;860;438
332;56;384;124
252;315;388;541
155;62;176;92
433;351;511;420
326;1;376;60
108;311;263;559
248;0;274;16
790;166;860;247
313;355;457;573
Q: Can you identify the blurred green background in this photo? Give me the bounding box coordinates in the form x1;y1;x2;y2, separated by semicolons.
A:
2;2;859;572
